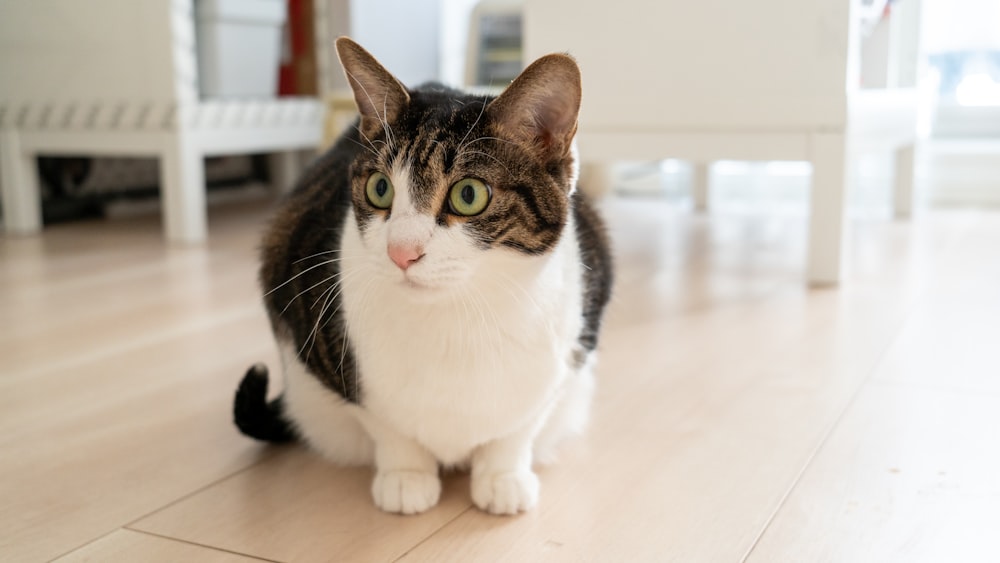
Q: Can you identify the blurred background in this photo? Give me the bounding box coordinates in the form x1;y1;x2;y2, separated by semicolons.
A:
0;0;998;236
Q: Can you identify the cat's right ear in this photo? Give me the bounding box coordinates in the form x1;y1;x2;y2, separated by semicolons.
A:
335;37;410;140
487;53;582;162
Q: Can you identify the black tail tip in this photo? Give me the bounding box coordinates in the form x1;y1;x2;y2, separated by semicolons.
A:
234;363;296;443
238;363;269;395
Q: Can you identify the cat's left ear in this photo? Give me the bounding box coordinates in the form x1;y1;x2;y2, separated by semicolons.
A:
335;37;411;140
488;54;582;161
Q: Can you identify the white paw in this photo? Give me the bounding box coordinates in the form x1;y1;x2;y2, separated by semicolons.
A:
471;470;539;515
372;470;441;515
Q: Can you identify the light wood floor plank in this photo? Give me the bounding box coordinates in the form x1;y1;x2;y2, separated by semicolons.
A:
869;211;1000;394
0;199;283;562
746;210;1000;563
54;529;270;562
746;382;1000;563
131;448;475;563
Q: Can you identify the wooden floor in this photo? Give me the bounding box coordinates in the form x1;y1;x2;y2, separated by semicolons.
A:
3;186;999;562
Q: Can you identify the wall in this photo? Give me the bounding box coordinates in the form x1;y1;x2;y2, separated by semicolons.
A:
349;0;441;87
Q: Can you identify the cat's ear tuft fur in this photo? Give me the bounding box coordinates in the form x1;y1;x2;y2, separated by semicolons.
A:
488;54;582;160
335;37;411;140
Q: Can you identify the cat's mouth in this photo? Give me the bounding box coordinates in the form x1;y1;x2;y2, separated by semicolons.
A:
401;277;429;290
397;273;455;297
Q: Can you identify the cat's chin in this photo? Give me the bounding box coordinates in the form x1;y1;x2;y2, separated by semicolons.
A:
396;276;452;300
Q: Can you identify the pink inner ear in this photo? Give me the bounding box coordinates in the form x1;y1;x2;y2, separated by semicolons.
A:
532;98;576;150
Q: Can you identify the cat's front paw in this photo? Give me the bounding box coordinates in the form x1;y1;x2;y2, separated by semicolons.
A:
471;470;539;515
372;470;441;515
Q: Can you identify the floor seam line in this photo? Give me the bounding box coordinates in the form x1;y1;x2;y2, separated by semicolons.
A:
125;527;283;562
392;505;476;562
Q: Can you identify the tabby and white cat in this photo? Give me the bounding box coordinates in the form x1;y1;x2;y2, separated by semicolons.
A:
234;37;612;515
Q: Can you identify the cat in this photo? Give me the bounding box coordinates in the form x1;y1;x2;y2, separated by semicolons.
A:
234;37;613;516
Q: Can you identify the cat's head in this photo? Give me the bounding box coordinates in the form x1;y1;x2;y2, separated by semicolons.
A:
335;37;581;295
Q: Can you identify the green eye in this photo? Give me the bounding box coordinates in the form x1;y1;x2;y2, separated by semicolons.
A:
448;178;491;216
365;172;394;209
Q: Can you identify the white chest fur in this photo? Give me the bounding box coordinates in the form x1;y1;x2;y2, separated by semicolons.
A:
339;210;584;465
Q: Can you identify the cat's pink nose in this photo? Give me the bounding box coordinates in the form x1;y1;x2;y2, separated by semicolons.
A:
388;244;425;271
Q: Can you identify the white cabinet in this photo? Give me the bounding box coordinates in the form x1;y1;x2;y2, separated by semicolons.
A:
526;0;924;285
0;0;323;244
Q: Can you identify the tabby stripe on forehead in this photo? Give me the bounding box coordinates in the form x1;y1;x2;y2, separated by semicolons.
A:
413;130;439;172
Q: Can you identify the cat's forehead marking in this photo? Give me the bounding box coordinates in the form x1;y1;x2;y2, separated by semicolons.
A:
395;131;454;215
386;158;437;247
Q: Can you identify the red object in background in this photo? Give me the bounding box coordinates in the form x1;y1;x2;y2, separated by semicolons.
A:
279;0;317;96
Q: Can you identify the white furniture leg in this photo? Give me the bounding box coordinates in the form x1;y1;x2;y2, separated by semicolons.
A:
807;133;848;286
160;133;207;244
893;143;915;219
578;162;614;198
267;150;302;194
691;161;710;211
0;129;43;235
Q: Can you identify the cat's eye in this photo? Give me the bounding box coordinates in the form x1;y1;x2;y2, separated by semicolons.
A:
365;172;394;209
448;178;491;217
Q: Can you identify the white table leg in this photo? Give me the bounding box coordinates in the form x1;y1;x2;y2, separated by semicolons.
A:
160;133;207;244
0;129;43;235
893;143;916;219
807;133;848;286
691;161;710;211
268;150;303;194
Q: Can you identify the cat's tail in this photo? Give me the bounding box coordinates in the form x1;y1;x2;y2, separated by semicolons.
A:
233;363;297;443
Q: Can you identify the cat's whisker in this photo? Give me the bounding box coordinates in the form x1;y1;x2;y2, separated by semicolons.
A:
467;286;504;414
457;97;489;152
343;68;395;151
293;249;349;264
462;290;494;374
297;267;364;361
382;94;398;151
491;271;559;344
461;136;517;148
314;266;365;317
299;280;336;361
355;125;391;159
301;265;369;363
467;285;501;355
265;258;342;296
307;275;343;311
347;136;379;157
280;271;343;315
456;150;514;178
449;292;473;364
335;265;371;393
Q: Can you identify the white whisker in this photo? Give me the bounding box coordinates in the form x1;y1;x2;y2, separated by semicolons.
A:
265;258;342;296
459;150;514;178
457;97;489;151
